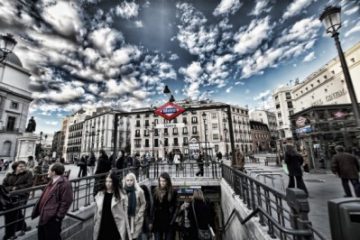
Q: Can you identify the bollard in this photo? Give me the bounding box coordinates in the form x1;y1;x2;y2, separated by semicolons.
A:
286;188;313;240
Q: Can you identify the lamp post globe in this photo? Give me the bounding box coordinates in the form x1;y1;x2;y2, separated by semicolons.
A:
319;6;341;37
0;34;17;63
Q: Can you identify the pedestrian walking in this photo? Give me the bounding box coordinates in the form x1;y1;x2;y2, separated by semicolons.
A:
31;163;73;240
331;145;360;197
190;189;213;240
123;173;146;240
173;151;181;173
177;198;194;240
196;151;204;177
27;156;35;170
116;150;126;170
284;144;308;197
3;161;33;240
150;172;178;240
87;151;96;175
93;172;132;240
93;150;112;197
138;185;153;240
0;159;4;172
77;155;88;177
41;157;50;174
232;148;245;171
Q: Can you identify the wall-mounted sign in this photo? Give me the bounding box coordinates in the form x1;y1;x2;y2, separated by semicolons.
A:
154;102;185;120
296;125;312;134
333;111;348;119
296;116;310;128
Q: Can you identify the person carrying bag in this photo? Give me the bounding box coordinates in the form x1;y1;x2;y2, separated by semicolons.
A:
191;189;212;240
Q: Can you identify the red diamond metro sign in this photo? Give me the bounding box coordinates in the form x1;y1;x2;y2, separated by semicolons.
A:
154;102;185;120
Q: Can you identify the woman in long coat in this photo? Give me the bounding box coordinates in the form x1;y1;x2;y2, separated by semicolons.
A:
284;145;308;197
94;172;131;240
123;173;146;239
151;172;178;240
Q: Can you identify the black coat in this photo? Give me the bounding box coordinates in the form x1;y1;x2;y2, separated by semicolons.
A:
116;156;125;169
285;153;304;176
151;189;178;232
95;154;111;175
189;200;213;230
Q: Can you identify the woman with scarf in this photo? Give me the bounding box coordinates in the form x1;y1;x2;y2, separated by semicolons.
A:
123;173;146;240
150;172;178;240
93;172;131;240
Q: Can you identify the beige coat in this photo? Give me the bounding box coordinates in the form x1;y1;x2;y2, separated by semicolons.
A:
124;187;146;239
93;191;132;240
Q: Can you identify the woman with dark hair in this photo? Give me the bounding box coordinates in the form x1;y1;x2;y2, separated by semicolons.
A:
284;144;308;197
93;150;112;196
94;172;131;240
139;185;153;240
3;161;33;239
151;172;178;240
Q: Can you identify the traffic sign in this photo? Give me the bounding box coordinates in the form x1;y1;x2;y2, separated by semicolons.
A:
154;102;185;120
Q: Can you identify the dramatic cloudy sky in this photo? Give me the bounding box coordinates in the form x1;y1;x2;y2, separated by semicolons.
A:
0;0;359;135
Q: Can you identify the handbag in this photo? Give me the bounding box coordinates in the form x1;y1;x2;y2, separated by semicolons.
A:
192;201;211;240
0;185;11;210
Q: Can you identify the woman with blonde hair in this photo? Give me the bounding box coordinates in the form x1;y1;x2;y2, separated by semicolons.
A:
123;172;146;240
190;189;213;240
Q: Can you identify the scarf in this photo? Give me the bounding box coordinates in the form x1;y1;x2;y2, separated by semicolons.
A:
125;186;136;216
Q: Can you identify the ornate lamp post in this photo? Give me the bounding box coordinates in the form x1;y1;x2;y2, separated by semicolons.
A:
202;112;208;161
320;6;360;128
0;34;17;63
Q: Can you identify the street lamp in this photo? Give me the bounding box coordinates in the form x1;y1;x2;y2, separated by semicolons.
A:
224;128;229;159
320;6;360;128
0;34;17;63
202;112;208;161
163;85;176;102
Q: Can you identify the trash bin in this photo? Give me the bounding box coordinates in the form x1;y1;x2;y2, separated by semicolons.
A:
328;198;360;240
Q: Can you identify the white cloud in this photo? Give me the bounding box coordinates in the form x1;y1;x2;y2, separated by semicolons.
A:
233;17;271;55
103;77;141;98
89;27;124;56
213;0;242;16
254;90;271;101
226;86;233;93
345;23;360;37
115;2;139;19
277;17;321;45
303;51;316;62
169;53;179;61
134;21;143;28
180;61;203;80
250;0;271;16
33;83;85;104
283;0;312;20
45;121;58;126
235;81;245;85
344;5;359;15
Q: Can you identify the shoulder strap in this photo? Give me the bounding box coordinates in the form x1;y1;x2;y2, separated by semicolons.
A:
192;201;199;229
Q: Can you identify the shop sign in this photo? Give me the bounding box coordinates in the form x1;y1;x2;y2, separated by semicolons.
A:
296;116;309;127
333;111;347;119
154;102;185;120
296;125;312;134
189;138;200;150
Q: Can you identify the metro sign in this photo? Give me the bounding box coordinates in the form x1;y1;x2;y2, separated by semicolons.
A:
154;102;185;120
333;111;347;119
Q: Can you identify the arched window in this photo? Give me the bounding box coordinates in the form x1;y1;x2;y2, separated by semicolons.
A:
2;141;11;156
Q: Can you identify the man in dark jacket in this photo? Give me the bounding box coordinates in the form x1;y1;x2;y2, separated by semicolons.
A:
93;150;111;196
331;145;360;197
3;161;33;239
31;163;73;240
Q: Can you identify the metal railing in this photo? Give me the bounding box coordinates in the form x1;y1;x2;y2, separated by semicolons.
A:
222;164;327;240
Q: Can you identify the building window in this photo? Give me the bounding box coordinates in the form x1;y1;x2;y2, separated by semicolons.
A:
135;130;140;137
173;128;178;135
173;138;179;146
324;75;327;79
6;116;16;131
213;134;219;140
2;141;11;156
212;113;217;119
276;104;280;109
145;139;149;147
144;129;149;136
183;127;188;134
278;113;281;118
136;120;140;127
164;128;168;135
285;92;291;99
154;139;159;147
164;138;168;146
274;95;278;100
191;117;198;124
145;120;149;127
287;102;293;108
154;119;159;125
331;70;335;74
350;57;355;63
10;102;18;109
192;126;197;134
183;117;187;124
183;137;188;145
289;110;294;116
154;129;159;136
212;123;218;129
317;79;320;84
135;139;141;148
